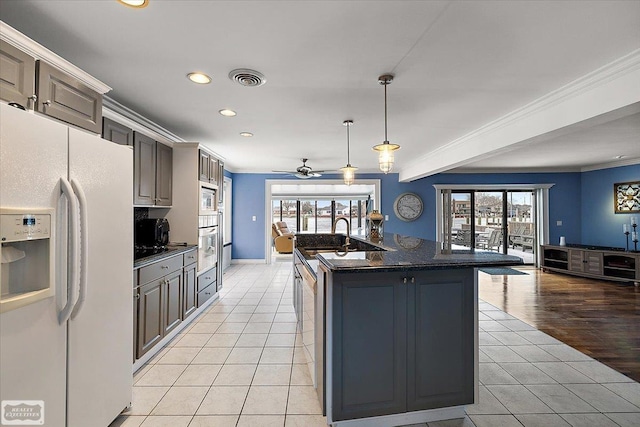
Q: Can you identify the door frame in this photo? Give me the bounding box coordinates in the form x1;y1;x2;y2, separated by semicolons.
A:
434;184;554;266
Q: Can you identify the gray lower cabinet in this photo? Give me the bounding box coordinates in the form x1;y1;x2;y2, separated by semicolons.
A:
134;132;172;206
135;250;199;360
0;40;35;109
102;117;133;146
407;269;474;411
137;279;164;358
164;269;183;335
330;268;474;422
36;60;102;133
197;267;217;307
183;262;197;319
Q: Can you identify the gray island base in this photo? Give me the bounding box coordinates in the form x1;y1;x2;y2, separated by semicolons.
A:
293;233;523;427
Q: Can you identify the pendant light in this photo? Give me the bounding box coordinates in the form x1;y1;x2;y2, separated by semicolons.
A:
372;74;400;173
340;120;357;185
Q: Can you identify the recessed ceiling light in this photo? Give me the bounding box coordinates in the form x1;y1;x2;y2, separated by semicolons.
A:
240;132;253;137
117;0;149;8
219;109;236;117
187;72;211;84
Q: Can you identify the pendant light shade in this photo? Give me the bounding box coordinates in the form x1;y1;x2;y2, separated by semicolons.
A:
340;120;357;185
372;74;400;173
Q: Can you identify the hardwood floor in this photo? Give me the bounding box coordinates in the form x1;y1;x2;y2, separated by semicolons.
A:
478;267;640;382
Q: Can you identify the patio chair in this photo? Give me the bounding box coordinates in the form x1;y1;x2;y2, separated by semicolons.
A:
453;229;471;247
478;229;503;251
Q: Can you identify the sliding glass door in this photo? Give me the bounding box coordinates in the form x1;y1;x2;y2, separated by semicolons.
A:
445;189;536;263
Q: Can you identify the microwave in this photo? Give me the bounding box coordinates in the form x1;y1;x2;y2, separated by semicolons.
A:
199;185;217;215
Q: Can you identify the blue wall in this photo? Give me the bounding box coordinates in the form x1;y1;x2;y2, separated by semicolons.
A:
229;168;605;259
581;164;640;248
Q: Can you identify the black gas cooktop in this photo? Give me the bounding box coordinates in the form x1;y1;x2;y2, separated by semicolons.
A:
134;245;171;260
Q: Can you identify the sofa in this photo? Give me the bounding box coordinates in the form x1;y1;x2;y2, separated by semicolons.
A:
272;221;294;254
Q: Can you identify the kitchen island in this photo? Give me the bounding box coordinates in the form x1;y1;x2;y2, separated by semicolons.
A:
293;232;523;427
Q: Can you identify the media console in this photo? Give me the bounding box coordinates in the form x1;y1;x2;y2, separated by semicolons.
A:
541;244;639;285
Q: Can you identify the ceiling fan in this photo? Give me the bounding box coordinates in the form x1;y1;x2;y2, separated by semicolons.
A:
272;158;329;179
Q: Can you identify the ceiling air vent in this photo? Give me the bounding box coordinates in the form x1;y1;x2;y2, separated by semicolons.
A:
228;69;266;87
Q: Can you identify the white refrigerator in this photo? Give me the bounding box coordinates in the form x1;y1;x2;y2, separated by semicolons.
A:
0;103;133;426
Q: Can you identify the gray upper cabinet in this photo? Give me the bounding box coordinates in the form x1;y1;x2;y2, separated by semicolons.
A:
199;148;222;187
209;156;219;186
102;117;133;146
134;132;172;206
155;142;173;206
36;60;102;133
199;150;210;182
0;40;35;109
217;161;224;205
134;132;156;205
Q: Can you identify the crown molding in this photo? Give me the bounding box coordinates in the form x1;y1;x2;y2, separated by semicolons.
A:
102;96;185;145
0;20;111;94
580;157;640;172
400;48;640;182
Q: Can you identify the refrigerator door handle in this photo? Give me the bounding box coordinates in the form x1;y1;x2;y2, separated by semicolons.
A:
70;178;88;320
58;177;79;325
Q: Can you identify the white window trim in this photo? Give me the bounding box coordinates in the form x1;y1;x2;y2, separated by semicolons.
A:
265;179;381;264
433;184;554;266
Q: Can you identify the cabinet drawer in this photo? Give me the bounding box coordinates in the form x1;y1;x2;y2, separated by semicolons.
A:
183;249;197;266
36;60;102;133
138;255;183;285
198;283;216;307
197;267;217;292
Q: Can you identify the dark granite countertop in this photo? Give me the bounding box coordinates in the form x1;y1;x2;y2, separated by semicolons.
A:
295;232;523;274
133;244;198;269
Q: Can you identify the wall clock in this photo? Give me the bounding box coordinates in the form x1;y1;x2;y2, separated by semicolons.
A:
393;192;423;222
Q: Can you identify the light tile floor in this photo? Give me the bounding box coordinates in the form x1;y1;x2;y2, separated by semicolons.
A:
111;262;640;427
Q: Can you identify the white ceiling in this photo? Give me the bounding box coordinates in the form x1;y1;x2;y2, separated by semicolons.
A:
1;1;639;178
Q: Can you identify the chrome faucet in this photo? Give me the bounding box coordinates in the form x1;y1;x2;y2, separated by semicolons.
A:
331;217;351;249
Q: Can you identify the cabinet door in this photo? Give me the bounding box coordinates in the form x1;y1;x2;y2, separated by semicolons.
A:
199;150;210;182
183;263;197;319
407;269;475;411
331;272;407;421
584;252;603;275
164;270;183;335
0;40;35;108
137;280;164;358
569;250;603;275
36;60;102;133
217;162;224;205
155;142;173;206
133;132;156;205
209;156;218;185
102;117;133;146
569;250;585;272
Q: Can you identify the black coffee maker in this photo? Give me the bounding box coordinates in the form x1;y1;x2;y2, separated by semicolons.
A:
135;218;170;247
